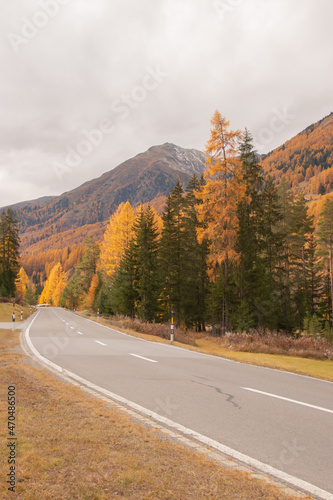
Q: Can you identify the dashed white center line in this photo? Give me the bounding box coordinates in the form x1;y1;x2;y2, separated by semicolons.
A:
78;332;84;335
130;353;158;363
95;340;107;346
242;387;333;414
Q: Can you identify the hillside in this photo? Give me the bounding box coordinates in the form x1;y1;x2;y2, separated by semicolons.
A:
260;112;333;197
3;143;205;254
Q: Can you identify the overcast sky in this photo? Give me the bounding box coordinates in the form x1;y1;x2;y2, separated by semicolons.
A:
0;0;332;207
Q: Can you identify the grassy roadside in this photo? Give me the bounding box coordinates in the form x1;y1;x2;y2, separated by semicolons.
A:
82;313;333;382
0;303;34;322
0;329;310;499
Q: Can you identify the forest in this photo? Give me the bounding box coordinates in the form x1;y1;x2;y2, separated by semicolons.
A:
3;112;333;339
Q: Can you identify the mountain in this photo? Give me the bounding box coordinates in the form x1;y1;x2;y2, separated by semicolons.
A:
0;196;55;214
4;143;206;254
260;112;333;197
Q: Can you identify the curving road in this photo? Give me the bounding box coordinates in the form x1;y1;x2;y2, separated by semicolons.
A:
22;307;333;499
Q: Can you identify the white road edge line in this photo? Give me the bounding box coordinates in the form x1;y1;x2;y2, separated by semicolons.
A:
95;340;107;346
130;353;158;363
23;311;332;500
242;387;333;414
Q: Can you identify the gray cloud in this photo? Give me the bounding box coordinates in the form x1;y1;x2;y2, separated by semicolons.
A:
0;0;332;206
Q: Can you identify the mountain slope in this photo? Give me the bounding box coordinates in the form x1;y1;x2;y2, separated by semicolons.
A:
7;143;206;253
260;112;333;196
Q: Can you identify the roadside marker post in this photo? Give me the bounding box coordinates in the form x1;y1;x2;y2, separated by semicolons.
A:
21;310;23;321
170;310;174;345
97;308;100;323
12;302;15;322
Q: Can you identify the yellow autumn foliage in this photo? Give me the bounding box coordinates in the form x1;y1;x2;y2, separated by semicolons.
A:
86;273;99;310
99;201;135;277
196;111;246;276
15;267;30;300
39;262;67;306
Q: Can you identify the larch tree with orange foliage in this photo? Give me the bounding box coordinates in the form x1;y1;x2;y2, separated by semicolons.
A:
39;262;67;306
99;201;134;279
86;273;99;310
15;267;29;301
196;111;245;274
196;111;246;332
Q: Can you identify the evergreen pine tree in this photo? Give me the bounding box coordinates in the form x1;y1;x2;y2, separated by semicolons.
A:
255;177;284;329
289;193;315;331
135;206;160;322
181;175;209;330
317;199;333;324
111;206;160;321
305;233;323;317
0;209;20;297
159;181;185;325
77;237;100;292
275;179;294;331
110;236;138;319
236;129;264;329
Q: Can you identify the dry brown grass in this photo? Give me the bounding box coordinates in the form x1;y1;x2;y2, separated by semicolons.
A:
216;330;333;361
0;329;310;500
121;317;196;346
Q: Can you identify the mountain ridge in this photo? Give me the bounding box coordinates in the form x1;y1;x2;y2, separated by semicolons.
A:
6;143;206;253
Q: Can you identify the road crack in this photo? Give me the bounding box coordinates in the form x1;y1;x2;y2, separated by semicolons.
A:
191;380;241;409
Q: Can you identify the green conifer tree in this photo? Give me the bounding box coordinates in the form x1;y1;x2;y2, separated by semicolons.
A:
317;199;333;324
289;194;315;331
181;175;209;330
159;181;185;325
135;206;160;322
236;129;264;330
0;208;20;297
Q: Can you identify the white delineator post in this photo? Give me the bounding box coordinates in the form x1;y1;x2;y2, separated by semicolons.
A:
170;310;174;345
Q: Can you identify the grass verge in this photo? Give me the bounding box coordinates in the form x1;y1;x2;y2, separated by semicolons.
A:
0;329;310;499
81;313;333;382
192;338;333;382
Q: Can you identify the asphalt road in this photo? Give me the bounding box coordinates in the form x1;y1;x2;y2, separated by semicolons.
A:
25;307;333;498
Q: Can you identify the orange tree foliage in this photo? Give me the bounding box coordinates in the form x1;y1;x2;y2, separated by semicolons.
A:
86;273;99;310
260;112;333;196
196;111;246;276
15;267;29;301
20;221;106;255
308;193;333;223
39;262;67;306
99;201;135;278
21;245;84;285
